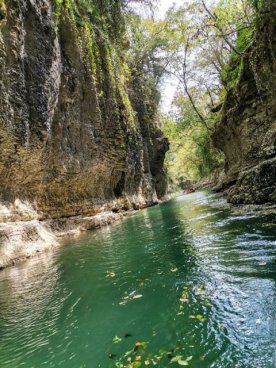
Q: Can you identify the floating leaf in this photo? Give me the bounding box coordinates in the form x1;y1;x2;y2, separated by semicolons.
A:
106;271;116;278
115;363;124;368
189;314;204;320
113;336;122;344
176;356;193;366
170;355;182;363
132;294;143;299
178;360;189;366
195;314;204;320
135;341;147;347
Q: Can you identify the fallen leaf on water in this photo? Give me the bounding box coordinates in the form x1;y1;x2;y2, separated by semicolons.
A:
177;356;193;366
132;294;143;299
189;314;204;321
171;268;178;272
170;355;182;363
119;301;127;306
178;360;189;366
106;271;116;278
113;336;122;344
196;314;204;320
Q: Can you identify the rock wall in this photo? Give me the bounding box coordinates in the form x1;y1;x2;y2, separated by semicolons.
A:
0;0;168;221
213;0;276;204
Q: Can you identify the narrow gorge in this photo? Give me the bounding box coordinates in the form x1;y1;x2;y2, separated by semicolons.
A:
0;2;275;368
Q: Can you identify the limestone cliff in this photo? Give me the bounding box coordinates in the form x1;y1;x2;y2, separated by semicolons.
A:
0;0;168;221
213;0;276;204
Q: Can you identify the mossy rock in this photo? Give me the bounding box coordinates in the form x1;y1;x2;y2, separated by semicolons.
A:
0;0;7;22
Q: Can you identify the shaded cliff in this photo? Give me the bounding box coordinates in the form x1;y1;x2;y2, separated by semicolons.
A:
213;0;276;204
0;0;168;221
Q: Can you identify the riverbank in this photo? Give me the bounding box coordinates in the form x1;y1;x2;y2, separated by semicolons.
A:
1;191;274;270
0;197;171;269
0;210;124;269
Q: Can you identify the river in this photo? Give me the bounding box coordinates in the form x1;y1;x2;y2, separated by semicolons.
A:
0;192;275;368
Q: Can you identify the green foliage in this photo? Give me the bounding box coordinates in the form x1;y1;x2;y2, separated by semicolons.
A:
153;0;259;191
162;105;224;191
221;26;254;89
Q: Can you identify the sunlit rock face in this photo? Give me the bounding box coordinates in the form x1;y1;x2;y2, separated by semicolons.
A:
0;0;168;219
213;0;276;204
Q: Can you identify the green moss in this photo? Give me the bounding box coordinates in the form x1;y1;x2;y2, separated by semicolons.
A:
221;26;254;93
0;0;7;22
52;0;140;133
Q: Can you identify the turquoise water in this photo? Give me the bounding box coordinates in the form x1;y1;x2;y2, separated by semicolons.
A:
0;192;275;368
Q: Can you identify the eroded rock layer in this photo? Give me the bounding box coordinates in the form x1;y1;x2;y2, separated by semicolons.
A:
213;0;276;204
0;0;168;220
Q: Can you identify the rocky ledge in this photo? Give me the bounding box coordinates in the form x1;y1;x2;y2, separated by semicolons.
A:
0;201;124;269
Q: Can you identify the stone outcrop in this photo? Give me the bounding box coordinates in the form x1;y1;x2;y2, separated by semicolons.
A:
213;0;276;204
0;0;168;267
0;0;168;215
0;203;123;269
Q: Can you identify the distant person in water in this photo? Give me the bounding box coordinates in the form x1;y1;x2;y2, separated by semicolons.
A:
184;188;195;194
